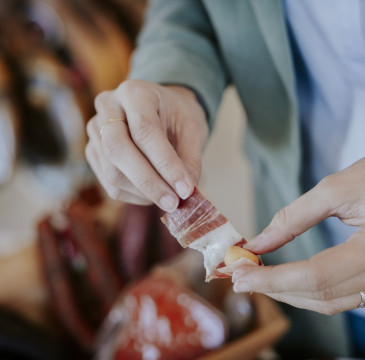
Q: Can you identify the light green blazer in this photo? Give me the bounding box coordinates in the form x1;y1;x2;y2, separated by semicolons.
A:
129;0;351;356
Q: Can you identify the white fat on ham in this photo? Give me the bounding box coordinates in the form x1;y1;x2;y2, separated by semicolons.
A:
188;222;242;281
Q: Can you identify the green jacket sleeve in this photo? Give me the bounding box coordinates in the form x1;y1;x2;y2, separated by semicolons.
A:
128;0;228;129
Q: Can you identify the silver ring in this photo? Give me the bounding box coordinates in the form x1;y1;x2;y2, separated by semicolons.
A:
100;118;125;136
358;291;365;308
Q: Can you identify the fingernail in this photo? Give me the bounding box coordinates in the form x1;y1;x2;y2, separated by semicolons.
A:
175;180;191;199
160;194;178;212
233;281;252;293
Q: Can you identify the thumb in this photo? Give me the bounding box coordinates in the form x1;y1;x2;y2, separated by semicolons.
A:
244;182;332;254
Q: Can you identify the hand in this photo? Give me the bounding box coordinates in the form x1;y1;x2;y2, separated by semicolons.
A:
232;158;365;314
85;80;208;211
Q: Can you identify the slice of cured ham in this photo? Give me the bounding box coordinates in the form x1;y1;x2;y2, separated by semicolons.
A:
161;188;260;281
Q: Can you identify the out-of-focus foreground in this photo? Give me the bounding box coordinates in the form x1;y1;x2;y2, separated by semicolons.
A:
0;1;288;359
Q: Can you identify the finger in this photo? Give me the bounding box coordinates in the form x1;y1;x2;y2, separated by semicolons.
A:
87;108;128;194
233;266;365;302
175;118;207;186
231;265;260;282
93;91;127;136
87;119;146;198
85;143;152;205
233;233;365;294
244;182;333;254
109;190;153;206
283;270;365;301
119;84;195;199
265;292;363;315
101;119;180;211
94;91;181;211
95;92;179;211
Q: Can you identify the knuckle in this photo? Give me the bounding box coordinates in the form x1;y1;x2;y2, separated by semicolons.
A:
317;174;339;202
314;275;330;292
117;80;158;104
318;173;336;191
86;120;93;138
101;130;126;160
104;167;122;187
186;159;201;184
94;91;111;111
86;117;99;139
102;139;119;159
190;117;209;142
303;263;328;292
155;157;177;176
317;174;343;214
117;79;142;97
136;177;155;196
84;143;92;160
132;117;155;143
316;287;335;301
270;203;297;240
272;206;289;227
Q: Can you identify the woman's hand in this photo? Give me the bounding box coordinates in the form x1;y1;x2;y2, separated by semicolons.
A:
232;158;365;314
85;80;208;212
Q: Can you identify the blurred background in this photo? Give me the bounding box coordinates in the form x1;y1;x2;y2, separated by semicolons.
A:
0;0;255;257
0;0;141;255
0;1;288;359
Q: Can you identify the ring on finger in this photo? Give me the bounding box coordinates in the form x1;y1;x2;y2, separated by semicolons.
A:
100;118;126;136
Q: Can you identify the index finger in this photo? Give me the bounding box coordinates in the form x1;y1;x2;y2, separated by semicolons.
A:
233;233;365;294
244;182;332;254
94;92;180;211
118;84;195;200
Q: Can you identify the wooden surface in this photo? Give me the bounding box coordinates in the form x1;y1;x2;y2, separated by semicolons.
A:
0;244;49;327
197;294;290;360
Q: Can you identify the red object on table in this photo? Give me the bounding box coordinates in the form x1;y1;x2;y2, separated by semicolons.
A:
97;274;227;360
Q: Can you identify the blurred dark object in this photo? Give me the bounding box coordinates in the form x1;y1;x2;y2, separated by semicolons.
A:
223;290;254;339
89;0;146;42
0;52;21;186
117;204;154;280
0;0;138;176
34;0;133;96
0;183;289;359
346;312;365;358
197;294;290;360
118;204;182;281
0;0;90;166
0;307;72;360
95;273;228;360
0;245;49;331
151;252;255;343
37;185;122;353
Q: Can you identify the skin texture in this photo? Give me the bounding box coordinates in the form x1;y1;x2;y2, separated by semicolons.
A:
232;158;365;314
85;80;208;212
87;79;365;315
